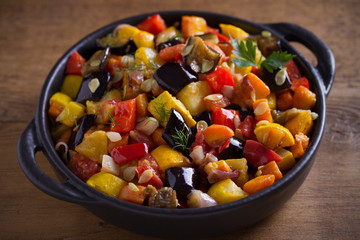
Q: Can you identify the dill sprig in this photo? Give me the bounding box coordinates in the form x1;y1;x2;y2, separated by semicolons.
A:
171;125;189;151
152;95;171;125
106;110;120;128
71;112;79;130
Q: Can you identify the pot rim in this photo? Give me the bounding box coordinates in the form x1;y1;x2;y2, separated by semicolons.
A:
33;10;327;216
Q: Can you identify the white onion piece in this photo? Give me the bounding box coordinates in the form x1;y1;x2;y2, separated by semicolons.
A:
101;155;121;176
135;117;159;136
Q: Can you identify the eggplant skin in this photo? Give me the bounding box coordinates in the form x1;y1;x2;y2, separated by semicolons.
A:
162;109;194;156
165;167;201;198
218;137;245;160
69;114;96;149
75;71;110;103
153;62;197;95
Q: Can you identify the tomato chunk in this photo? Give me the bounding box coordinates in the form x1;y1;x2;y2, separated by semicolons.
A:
211;107;240;131
239;115;256;139
111;98;137;133
110;143;148;165
71;153;100;181
136;14;167;36
284;59;302;82
66;51;86;76
206;66;234;93
243;140;282;167
291;77;310;91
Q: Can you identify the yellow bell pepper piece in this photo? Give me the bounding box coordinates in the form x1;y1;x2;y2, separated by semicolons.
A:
207;179;248;205
61;75;83;99
75;130;108;163
204;160;231;174
275;148;296;171
133;30;155;49
219;24;249;41
86;172;126;198
134;47;164;67
115;24;140;41
100;89;122;102
56;101;85;127
254;122;295;149
148;91;196;127
50;92;72;107
151;145;190;172
181;16;207;37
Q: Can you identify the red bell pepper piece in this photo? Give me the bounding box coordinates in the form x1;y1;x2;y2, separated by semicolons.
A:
111;98;137;133
206;26;230;42
136;154;163;189
291;77;310;91
239;115;256;139
206;66;234;93
211;107;240;131
66;51;86;75
136;14;167;36
243;140;282;167
284;59;302;82
111;143;148;165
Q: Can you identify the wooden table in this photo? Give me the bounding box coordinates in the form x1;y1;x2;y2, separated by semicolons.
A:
1;0;359;239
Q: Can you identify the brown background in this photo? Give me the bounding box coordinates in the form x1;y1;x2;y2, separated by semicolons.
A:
1;0;359;239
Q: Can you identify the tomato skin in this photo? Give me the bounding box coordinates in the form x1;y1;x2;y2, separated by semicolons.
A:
66;51;86;75
291;77;309;91
71;153;100;181
243;140;282;167
159;44;186;62
206;67;234;93
136;14;167;35
111;143;148;165
284;59;302;82
211;107;240;131
111;98;137;133
239;115;256;139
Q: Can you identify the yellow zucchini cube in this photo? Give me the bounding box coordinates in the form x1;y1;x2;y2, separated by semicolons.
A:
134;47;164;67
75;130;108;163
219;24;249;41
285;111;314;136
225;158;249;187
133;30;155;49
151;145;190;172
275;148;296;171
176;81;212;116
86;172;127;198
61;75;83;99
56;101;85;127
115;24;140;41
207;179;248;204
204;160;231;174
50;92;72;107
148;91;196;127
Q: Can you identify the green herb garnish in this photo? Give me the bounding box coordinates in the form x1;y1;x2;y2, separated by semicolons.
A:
106;110;120;128
152;95;171;125
171;125;189;151
231;38;295;73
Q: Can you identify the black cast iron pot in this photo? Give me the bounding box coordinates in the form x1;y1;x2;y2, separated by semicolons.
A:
17;10;335;238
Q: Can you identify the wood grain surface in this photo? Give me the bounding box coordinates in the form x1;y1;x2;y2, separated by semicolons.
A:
1;0;359;239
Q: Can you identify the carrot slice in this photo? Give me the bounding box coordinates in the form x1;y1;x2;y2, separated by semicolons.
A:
202;124;234;148
258;161;283;181
243;174;275;195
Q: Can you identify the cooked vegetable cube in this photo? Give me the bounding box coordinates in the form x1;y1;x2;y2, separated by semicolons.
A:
289;132;310;159
165;167;200;197
243;174;275;195
181;16;207;37
147;91;196;127
225;158;249;187
133;30;155;49
176;81;212;116
61;75;83;99
285;111;314;136
207;179;248;204
275;148;296;171
219;24;249;41
75;130;108;163
50;92;72;107
118;183;147;205
256;161;283;181
254;122;295;149
134;47;164;67
86;172;126;198
56;101;85;127
150;145;190;172
202;124;234;148
292;85;317;110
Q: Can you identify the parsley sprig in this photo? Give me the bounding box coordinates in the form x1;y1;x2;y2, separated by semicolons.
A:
231;38;295;73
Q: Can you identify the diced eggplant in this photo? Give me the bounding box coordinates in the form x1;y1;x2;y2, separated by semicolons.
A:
182;36;221;74
257;31;281;57
156;37;184;51
191;111;212;136
162;109;194;156
218;137;245;160
196;33;219;44
81;47;111;75
165;167;200;198
68;114;96;149
75;71;111;103
153;62;197;95
96;34;137;55
260;67;291;92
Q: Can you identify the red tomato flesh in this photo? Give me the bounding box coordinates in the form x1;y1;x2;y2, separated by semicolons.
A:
211;107;240;131
111;98;137;133
66;51;86;75
206;66;234;93
243;140;282;167
136;14;167;36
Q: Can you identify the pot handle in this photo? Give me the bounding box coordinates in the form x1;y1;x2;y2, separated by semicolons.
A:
266;23;335;97
17;119;99;205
